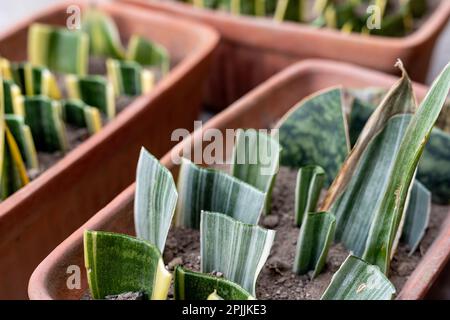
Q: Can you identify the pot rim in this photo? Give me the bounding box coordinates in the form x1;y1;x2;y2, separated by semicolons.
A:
28;59;450;300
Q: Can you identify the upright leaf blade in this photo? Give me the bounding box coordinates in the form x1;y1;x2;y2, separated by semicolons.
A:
294;165;325;226
401;181;431;255
321;255;396;300
174;266;253;300
293;211;335;277
276;87;350;185
84;230;171;300
134;147;178;253
127;35;170;75
231;129;281;213
175;158;266;229
363;62;450;272
200;211;275;296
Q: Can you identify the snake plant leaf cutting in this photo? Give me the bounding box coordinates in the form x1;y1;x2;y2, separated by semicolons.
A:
274;0;306;22
106;59;155;96
65;74;115;120
28;23;89;75
174;266;254;300
127;35;170;76
175;158;266;229
321;64;417;261
11;63;61;99
230;128;281;213
23;96;68;152
293;211;335;277
2;79;22;115
294;165;325;226
134;147;178;253
62;100;102;135
276;87;350;185
363;62;450;273
5;115;39;170
401;181;431;255
82;8;126;59
321;255;396;300
0;57;13;80
200;211;275;295
84;230;171;300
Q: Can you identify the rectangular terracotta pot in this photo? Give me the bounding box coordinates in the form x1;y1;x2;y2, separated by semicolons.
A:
123;0;450;111
28;60;450;300
0;0;218;299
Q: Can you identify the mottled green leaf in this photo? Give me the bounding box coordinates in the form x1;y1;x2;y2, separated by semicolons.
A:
5;114;38;170
294;211;335;277
134;147;177;253
174;266;253;300
276;87;350;185
175;158;266;229
127;35;170;75
106;59;154;96
321;255;396;300
402;181;431;255
2;79;22;115
84;230;171;300
62;99;102;135
231;129;281;214
294;165;325;226
201;211;275;295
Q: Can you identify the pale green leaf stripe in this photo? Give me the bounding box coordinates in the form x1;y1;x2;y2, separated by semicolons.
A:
363;62;450;272
231;128;281;213
321;255;396;300
84;230;171;300
322;65;416;258
276;87;350;185
174;266;253;300
402;181;431;255
134;147;178;253
200;211;275;296
175;158;266;229
294;212;335;277
295;165;325;226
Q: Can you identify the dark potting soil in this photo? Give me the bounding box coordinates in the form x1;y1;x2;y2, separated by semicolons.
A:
162;166;449;300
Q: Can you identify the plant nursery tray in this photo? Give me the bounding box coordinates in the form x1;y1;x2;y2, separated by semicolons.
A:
29;60;449;300
0;0;218;299
123;0;450;111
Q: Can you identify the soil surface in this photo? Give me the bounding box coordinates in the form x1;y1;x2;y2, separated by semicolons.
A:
162;166;449;300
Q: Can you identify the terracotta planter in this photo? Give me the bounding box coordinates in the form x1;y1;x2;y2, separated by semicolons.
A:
28;60;450;300
122;0;450;111
0;0;218;299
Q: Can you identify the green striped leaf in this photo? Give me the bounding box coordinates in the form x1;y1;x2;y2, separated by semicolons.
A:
11;63;60;99
293;211;335;277
23;96;68;152
0;57;13;80
2;79;23;115
200;211;275;296
321;255;396;300
62;99;102;135
84;230;171;300
230;129;281;214
175;158;266;229
363;62;450;272
127;35;170;76
294;165;325;226
5;114;38;170
28;23;89;75
66;74;115;120
276;87;350;185
402;181;431;255
274;0;306;22
174;266;254;300
134;147;178;253
82;8;125;59
321;64;417;262
106;59;154;96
